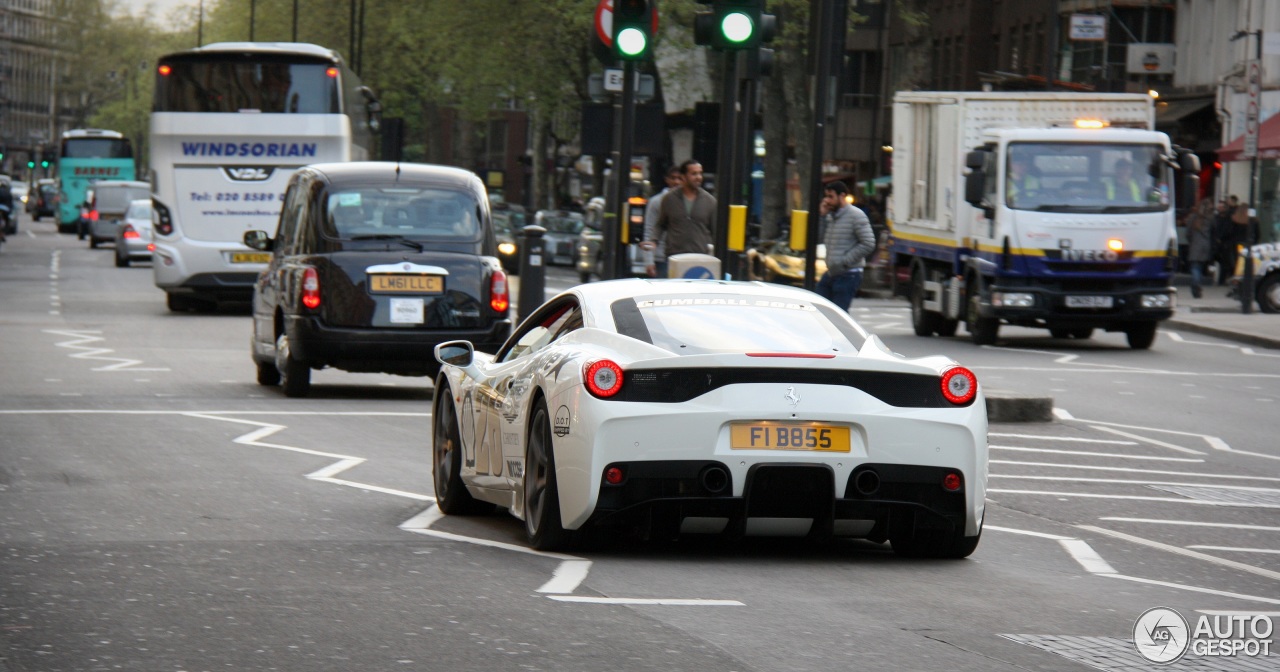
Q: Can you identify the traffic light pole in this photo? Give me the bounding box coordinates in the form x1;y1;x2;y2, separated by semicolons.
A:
605;60;639;281
713;51;738;268
804;0;839;292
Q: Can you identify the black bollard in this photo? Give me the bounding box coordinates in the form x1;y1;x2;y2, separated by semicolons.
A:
518;225;546;324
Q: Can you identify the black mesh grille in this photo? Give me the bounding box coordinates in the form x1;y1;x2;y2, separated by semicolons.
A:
613;367;964;408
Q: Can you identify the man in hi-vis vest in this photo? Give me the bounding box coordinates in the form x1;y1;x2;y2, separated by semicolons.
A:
1105;159;1143;202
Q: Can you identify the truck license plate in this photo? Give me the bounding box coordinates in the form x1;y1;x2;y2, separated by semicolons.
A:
1065;295;1113;308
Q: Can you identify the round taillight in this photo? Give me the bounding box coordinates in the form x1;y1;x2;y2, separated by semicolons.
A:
604;467;625;485
940;366;977;405
584;359;623;398
942;472;963;492
158;64;171;76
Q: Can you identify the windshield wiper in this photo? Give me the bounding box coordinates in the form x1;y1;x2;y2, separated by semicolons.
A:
349;233;424;252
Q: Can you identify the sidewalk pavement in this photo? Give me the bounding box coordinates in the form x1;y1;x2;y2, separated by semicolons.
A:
1165;281;1280;350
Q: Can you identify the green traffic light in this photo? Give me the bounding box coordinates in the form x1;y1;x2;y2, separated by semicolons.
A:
721;11;754;43
41;161;49;168
617;26;648;57
27;161;35;169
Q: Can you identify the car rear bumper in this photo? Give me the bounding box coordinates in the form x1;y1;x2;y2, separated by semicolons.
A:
284;314;511;375
152;239;267;299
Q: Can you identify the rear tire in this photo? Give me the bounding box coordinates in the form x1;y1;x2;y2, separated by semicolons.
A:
524;399;572;551
115;249;129;268
1126;322;1158;350
433;392;488;515
276;334;311;398
166;293;193;312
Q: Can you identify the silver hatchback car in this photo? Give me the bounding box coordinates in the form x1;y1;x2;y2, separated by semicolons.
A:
114;199;153;267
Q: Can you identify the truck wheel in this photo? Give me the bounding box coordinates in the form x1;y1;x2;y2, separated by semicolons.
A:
1126;323;1158;350
1256;274;1280;314
910;269;942;336
937;319;960;337
966;286;999;346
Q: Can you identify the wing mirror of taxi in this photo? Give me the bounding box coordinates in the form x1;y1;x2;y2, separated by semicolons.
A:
243;230;274;251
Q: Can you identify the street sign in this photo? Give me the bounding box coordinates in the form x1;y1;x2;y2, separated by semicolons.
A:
1245;60;1261;160
587;72;656;101
1069;14;1107;41
594;0;659;48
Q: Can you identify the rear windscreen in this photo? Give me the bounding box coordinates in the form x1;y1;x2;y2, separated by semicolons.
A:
96;187;151;212
612;293;868;355
61;138;133;159
324;187;483;242
155;58;340;114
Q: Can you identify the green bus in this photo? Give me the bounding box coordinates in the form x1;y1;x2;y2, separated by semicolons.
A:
57;129;137;233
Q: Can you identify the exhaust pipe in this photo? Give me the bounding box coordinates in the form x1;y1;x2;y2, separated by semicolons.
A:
853;469;880;496
699;466;729;495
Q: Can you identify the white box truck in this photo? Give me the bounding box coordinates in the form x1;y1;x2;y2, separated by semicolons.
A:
888;91;1199;349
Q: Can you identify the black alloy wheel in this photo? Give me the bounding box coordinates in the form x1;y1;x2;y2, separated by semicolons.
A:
276;334;311;398
524;399;572;551
432;391;486;515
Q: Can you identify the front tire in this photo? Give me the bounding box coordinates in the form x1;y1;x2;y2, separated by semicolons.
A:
524;399;572;551
1126;322;1158;350
1256;274;1280;313
255;360;280;386
276;334;311;398
910;268;942;337
433;391;487;515
966;282;999;346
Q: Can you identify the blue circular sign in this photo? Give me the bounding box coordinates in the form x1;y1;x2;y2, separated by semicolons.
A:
682;266;715;280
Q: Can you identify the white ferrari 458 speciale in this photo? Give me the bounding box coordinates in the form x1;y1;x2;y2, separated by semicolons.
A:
432;279;987;557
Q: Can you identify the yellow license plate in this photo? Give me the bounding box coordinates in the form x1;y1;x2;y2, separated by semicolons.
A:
369;274;444;294
730;422;851;452
231;252;272;263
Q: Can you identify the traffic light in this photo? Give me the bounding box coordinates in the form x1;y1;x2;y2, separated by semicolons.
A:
612;0;653;61
41;159;50;169
27;160;35;169
695;0;777;51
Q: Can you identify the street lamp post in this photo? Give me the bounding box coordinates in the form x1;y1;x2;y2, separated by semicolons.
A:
1231;28;1261;314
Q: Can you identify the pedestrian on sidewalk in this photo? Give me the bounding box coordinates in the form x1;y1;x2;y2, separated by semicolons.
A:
1212;198;1236;286
640;165;682;278
815;180;876;311
650;160;716;260
1186;197;1215;299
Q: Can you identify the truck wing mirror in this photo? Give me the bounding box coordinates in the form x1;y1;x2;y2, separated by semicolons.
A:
964;170;986;207
965;150;986;170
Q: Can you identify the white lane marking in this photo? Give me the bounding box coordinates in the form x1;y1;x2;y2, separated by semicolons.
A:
987;489;1280;508
1059;539;1117;574
988;433;1136;445
537;561;594;594
547;596;745;606
1100;574;1280;605
990;460;1280;482
991;445;1203;463
1077;525;1280;582
46;328;172;372
1164;330;1280;357
1197;611;1280;617
990;475;1280;491
1086;425;1205;455
1099;517;1280;532
985;525;1072;540
977;366;1280;378
1066;417;1280;462
1188;546;1280;554
1053;407;1074;420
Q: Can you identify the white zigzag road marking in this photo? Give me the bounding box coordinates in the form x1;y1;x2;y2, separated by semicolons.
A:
1164;330;1280;357
45;328;171;372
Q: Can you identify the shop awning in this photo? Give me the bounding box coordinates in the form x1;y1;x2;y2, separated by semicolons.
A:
1219;112;1280;162
1154;98;1212;125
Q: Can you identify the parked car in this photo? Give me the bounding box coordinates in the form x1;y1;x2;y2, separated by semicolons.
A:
28;180;57;220
114;199;154;267
244;162;513;397
431;278;987;555
575;197;647;282
533;209;585;266
745;239;828;286
84;180;151;248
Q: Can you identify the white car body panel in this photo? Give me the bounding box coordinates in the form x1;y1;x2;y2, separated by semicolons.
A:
436;279;988;547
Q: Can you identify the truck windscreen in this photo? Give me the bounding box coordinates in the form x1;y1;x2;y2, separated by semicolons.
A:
154;59;340;114
1005;143;1168;213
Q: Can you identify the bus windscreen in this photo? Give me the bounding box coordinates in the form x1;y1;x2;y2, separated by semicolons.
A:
155;59;340;114
61;138;133;159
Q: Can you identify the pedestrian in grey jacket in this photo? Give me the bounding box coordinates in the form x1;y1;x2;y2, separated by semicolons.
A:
816;180;876;310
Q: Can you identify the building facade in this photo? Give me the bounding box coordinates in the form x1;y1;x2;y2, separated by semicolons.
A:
0;0;79;181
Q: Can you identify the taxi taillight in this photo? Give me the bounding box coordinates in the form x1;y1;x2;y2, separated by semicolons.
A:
301;267;320;309
490;269;509;313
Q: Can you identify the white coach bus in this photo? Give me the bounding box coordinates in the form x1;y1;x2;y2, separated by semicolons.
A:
150;42;380;311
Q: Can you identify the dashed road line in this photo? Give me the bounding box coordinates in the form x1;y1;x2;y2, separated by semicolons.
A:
991;445;1204;462
1098;517;1280;532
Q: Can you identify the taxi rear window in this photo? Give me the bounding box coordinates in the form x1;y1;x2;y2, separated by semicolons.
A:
323;187;482;241
611;294;868;355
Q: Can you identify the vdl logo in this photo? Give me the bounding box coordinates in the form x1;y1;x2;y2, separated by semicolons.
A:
223;166;274;182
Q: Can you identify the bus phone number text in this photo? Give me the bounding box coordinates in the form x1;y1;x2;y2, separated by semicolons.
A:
190;192;284;203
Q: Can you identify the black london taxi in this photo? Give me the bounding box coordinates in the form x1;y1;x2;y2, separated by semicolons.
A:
244;162;512;397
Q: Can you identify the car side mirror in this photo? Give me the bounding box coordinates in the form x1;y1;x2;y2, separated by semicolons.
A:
435;340;474;367
243;230;274;251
